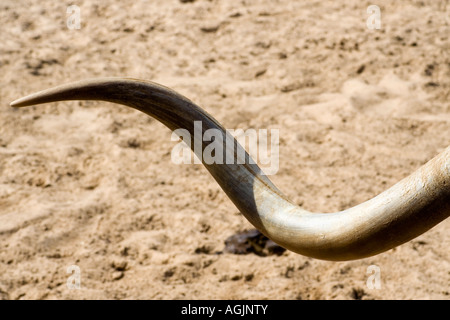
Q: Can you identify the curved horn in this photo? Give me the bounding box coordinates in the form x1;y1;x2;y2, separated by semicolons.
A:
10;78;450;261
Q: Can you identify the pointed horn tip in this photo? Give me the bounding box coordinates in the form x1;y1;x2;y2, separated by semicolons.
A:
10;97;32;108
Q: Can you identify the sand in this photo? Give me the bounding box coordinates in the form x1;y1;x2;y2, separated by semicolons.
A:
0;0;449;300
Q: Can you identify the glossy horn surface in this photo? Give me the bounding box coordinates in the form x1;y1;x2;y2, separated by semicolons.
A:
10;78;450;261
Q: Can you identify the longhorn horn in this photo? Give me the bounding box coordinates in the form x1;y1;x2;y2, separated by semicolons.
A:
10;78;450;261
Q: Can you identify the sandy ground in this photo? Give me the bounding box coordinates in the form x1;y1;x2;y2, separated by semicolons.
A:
0;0;449;300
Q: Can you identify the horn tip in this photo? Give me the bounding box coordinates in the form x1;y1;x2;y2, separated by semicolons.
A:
10;98;30;108
10;95;38;108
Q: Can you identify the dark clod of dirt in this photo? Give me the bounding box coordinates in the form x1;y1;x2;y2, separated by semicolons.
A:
356;64;365;74
424;63;435;76
351;288;367;300
223;229;286;257
195;245;212;254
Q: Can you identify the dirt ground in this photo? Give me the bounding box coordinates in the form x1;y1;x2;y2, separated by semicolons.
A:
0;0;449;300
